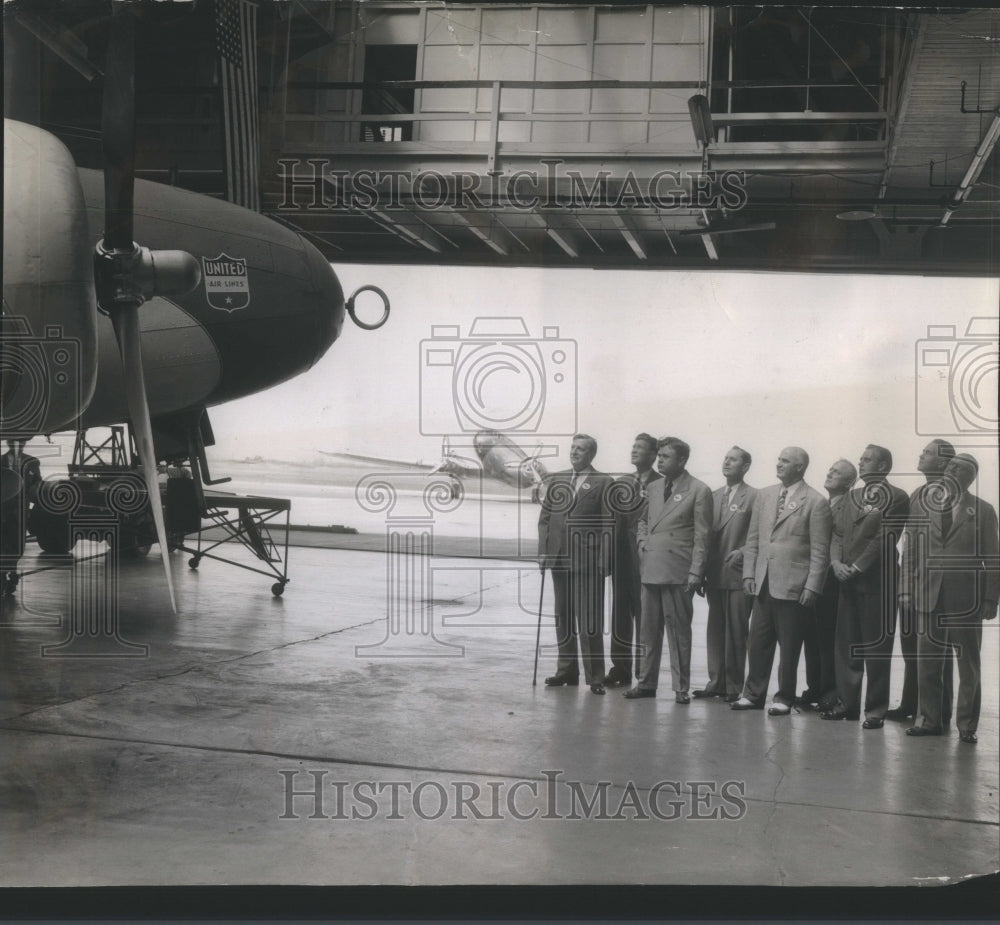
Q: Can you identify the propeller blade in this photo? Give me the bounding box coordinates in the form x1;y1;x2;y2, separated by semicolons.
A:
111;307;176;612
101;2;136;251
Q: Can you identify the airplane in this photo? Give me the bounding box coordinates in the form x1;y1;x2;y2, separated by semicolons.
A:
318;431;551;502
1;3;389;604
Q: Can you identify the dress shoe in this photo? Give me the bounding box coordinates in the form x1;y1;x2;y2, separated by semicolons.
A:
767;703;791;716
544;675;579;687
623;687;655;699
795;690;820;707
862;718;884;729
906;725;942;737
960;731;978;744
725;693;740;703
603;669;631;688
692;688;722;699
816;694;840;712
731;698;763;711
821;709;848;721
675;691;690;705
885;707;914;721
590;683;606;695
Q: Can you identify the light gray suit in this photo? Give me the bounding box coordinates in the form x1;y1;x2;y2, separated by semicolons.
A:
742;481;832;706
635;470;712;692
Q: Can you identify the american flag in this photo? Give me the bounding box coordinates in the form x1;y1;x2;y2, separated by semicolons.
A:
215;0;260;211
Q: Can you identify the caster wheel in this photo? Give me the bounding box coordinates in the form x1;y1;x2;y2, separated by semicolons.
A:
271;582;285;597
188;557;200;569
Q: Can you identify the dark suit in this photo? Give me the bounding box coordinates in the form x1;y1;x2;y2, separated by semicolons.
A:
609;469;661;679
901;489;999;734
538;467;614;684
815;494;848;705
635;470;712;692
1;448;41;564
830;481;908;720
703;482;757;696
742;481;832;707
895;482;952;719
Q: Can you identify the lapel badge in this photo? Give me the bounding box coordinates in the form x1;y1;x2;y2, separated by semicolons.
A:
967;506;975;516
730;503;739;512
674;494;683;502
788;501;797;511
582;482;591;491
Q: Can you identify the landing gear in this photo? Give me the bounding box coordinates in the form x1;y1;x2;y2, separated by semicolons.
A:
271;581;286;597
30;509;72;555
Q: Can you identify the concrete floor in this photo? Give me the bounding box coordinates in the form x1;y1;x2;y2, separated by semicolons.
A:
1;540;997;888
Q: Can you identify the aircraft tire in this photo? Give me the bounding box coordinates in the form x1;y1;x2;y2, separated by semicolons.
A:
32;512;72;555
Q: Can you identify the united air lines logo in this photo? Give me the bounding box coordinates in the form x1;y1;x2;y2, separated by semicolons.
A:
202;254;250;312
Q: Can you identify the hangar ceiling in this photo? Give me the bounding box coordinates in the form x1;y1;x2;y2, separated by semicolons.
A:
7;2;999;275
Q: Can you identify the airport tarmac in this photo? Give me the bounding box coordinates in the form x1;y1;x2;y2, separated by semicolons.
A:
1;531;998;889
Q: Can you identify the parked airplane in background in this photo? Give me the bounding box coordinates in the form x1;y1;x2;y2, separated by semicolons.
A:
320;431;551;502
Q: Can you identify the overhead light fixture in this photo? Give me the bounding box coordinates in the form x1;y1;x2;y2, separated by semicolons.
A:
836;209;879;221
687;94;715;148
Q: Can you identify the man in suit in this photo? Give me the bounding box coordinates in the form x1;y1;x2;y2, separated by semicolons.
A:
538;434;614;695
822;445;909;728
606;433;661;687
693;446;757;702
624;437;712;703
903;453;998;743
732;447;832;715
887;438;956;722
814;458;857;710
2;439;42;596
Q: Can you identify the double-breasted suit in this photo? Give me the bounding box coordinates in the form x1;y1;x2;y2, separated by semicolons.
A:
829;485;900;719
901;489;999;734
635;470;712;692
609;469;661;680
894;482;953;719
703;482;757;696
538;467;614;683
741;481;832;706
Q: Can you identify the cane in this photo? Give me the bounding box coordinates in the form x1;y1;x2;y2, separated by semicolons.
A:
532;567;546;686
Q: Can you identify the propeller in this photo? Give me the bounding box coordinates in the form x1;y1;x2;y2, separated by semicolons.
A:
93;3;201;612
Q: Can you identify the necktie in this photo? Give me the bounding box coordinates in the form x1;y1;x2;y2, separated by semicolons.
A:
573;472;585;494
663;480;673;502
941;502;953;539
776;487;788;521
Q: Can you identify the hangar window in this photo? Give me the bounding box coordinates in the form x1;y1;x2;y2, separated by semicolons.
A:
362;44;417;142
711;7;894;142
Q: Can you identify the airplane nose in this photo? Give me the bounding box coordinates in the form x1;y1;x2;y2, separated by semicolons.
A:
300;234;344;369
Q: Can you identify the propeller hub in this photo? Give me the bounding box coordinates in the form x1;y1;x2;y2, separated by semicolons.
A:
94;241;201;313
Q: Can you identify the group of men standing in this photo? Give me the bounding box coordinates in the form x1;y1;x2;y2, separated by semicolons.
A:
537;433;998;745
